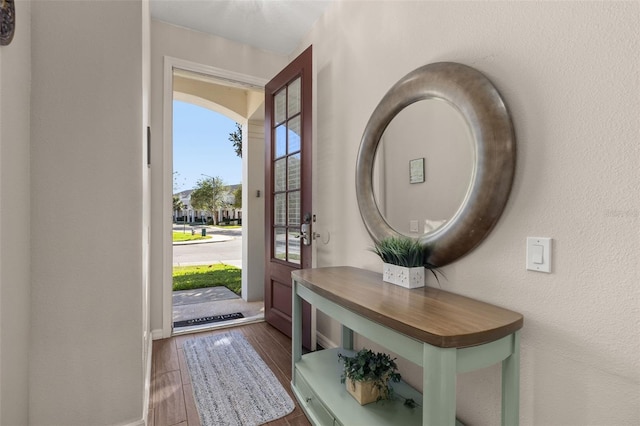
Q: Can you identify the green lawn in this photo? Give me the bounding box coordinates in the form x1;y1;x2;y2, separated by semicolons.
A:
172;264;241;295
173;231;212;242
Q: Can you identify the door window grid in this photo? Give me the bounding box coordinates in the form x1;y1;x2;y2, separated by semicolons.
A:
272;76;302;264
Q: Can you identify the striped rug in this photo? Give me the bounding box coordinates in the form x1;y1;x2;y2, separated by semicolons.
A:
183;331;295;426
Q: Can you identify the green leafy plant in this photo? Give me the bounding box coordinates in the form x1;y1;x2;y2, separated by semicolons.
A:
338;349;401;401
403;398;417;408
371;236;425;267
371;236;443;283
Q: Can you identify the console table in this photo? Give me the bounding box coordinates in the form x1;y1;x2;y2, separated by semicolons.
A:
291;266;524;426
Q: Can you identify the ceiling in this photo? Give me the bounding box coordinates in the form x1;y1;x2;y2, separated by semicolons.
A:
150;0;332;55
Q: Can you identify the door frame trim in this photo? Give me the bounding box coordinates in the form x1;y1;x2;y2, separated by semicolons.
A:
161;56;267;338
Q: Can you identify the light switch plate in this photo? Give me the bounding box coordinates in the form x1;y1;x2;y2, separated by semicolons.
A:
409;220;419;233
526;237;552;273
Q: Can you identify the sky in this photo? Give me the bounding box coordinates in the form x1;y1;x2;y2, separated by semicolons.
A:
173;100;242;192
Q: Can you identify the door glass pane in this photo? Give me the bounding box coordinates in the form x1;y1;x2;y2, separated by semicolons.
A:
288;230;301;264
275;124;286;159
275;89;286;125
288;77;301;116
274;228;286;260
274;193;285;226
288;191;300;226
274;158;286;192
288;116;301;154
288;153;301;190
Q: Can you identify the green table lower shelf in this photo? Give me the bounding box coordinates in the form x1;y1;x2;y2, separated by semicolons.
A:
293;348;463;426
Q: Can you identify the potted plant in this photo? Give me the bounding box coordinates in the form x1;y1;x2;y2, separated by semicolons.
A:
338;349;401;405
371;236;441;288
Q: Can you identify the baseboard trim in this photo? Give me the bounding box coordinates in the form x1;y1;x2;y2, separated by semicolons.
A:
316;331;338;349
118;419;145;426
119;420;145;426
151;328;164;340
142;331;153;425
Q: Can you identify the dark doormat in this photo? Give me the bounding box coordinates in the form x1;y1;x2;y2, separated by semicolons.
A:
174;312;244;328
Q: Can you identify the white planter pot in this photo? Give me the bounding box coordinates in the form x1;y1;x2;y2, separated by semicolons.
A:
382;263;425;288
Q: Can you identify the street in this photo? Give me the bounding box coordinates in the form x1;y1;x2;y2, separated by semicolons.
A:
173;226;242;268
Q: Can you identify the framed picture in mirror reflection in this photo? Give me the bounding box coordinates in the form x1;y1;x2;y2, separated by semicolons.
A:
409;158;425;184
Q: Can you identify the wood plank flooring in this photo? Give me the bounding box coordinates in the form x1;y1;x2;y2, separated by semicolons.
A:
149;322;311;426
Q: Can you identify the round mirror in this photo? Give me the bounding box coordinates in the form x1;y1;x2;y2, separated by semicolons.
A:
373;99;474;236
356;62;515;267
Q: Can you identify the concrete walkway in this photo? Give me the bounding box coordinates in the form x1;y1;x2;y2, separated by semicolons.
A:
172;224;235;245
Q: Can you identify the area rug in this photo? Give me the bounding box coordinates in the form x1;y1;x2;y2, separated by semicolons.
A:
183;331;295;426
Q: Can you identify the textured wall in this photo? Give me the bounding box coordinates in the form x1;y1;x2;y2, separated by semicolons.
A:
301;1;640;424
0;0;31;424
30;1;145;424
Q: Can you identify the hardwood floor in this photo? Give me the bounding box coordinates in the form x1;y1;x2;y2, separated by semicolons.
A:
149;321;311;426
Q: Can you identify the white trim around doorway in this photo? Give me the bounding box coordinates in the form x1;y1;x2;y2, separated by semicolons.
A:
162;56;268;338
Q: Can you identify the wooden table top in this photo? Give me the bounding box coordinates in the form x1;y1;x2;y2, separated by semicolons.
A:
292;266;523;348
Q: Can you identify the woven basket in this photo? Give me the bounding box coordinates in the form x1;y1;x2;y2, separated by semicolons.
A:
346;378;382;405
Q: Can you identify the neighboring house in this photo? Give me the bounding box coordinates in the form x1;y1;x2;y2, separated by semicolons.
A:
1;2;637;426
174;188;198;222
221;183;242;223
174;185;242;224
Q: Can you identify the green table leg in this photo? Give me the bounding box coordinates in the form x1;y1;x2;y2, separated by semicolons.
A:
292;281;303;371
341;325;354;350
502;331;520;426
423;344;457;425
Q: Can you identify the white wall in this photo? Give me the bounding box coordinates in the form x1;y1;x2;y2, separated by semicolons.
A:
149;20;287;334
0;0;31;424
29;1;147;424
301;1;640;425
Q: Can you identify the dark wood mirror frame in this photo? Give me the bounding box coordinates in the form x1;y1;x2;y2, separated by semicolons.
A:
355;62;516;267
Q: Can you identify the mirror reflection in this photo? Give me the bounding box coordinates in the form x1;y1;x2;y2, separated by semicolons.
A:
373;99;474;236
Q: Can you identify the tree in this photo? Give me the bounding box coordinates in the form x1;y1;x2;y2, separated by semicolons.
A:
173;195;185;213
229;123;242;158
173;171;186;192
232;186;242;209
190;176;229;225
173;195;185;222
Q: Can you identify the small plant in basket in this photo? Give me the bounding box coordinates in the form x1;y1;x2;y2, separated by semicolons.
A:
338;349;401;405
